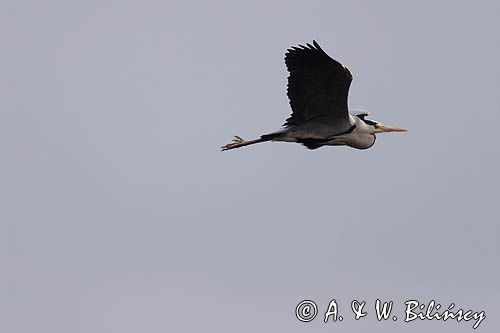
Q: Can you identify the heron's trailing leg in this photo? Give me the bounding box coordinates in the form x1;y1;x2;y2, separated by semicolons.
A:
221;135;267;151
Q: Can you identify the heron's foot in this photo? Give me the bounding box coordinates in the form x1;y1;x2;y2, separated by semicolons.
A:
221;135;246;151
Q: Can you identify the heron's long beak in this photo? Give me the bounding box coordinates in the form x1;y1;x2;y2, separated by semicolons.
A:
378;125;407;132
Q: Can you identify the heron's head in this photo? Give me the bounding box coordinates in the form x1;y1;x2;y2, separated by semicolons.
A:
356;112;407;134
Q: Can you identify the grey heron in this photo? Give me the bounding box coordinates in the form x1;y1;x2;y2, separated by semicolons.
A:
221;40;406;151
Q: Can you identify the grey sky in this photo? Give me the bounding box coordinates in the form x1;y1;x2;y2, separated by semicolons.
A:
3;1;500;332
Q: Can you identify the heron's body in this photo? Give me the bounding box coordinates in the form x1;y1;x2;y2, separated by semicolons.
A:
268;113;376;149
221;40;406;151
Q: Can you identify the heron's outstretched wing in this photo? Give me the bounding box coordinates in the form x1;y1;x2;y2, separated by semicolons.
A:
284;40;353;132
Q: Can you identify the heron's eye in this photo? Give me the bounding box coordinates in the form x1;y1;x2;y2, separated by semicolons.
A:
374;123;380;129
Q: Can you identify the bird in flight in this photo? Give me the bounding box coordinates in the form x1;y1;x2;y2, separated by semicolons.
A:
221;40;406;151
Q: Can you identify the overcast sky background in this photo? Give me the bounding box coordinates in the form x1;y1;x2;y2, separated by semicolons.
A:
3;1;500;332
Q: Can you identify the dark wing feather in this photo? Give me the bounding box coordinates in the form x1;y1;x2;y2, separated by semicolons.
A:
284;40;353;130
